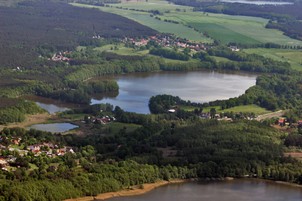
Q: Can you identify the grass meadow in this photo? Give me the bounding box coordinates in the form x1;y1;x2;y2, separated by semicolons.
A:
182;104;270;115
243;48;302;71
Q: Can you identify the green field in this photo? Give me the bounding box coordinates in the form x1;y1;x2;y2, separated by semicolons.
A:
159;11;302;45
222;104;271;115
72;0;302;46
94;44;149;55
211;56;232;62
106;122;141;134
243;48;302;71
113;0;192;12
185;104;270;115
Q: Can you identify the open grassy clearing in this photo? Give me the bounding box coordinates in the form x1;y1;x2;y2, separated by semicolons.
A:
182;104;270;115
105;122;141;134
243;48;302;71
115;0;192;12
211;56;232;62
94;44;149;55
222;104;271;115
72;0;302;46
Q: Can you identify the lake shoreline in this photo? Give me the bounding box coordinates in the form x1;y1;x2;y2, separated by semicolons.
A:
0;112;52;131
64;179;188;201
64;177;302;201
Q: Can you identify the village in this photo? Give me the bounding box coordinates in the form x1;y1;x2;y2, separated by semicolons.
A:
0;134;75;171
121;33;208;52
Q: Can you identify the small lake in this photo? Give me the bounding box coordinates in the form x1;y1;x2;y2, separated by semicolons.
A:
25;95;72;114
35;102;69;114
29;123;78;133
107;180;302;201
91;71;257;114
220;0;293;5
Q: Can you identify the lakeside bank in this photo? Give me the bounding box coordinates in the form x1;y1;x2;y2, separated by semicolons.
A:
64;179;188;201
0;113;51;131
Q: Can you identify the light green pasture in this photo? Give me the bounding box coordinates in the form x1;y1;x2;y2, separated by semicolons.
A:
243;48;302;71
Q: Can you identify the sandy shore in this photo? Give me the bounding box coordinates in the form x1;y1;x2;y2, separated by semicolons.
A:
274;180;302;188
65;179;187;201
0;113;51;131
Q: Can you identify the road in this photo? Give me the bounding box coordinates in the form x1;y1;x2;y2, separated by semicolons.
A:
255;110;285;121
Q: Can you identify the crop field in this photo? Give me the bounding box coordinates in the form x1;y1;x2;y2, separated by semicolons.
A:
243;48;302;71
116;0;192;12
159;11;302;46
72;0;302;46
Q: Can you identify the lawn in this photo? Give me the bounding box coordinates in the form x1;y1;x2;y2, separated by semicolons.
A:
243;48;302;71
72;0;302;46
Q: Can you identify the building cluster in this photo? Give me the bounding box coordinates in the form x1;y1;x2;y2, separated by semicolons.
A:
50;51;71;62
84;115;116;125
122;34;207;51
277;117;302;127
0;135;74;170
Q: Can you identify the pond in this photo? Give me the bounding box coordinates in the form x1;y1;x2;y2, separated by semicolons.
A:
91;71;257;114
25;95;71;114
29;123;78;133
35;102;69;114
107;180;302;201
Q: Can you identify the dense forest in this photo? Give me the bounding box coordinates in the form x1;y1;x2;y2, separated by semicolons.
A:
0;1;157;68
0;98;44;124
1;114;302;200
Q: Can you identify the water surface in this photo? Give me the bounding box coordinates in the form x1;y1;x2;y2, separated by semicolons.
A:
25;95;72;114
91;71;257;113
108;180;302;201
35;102;69;114
29;123;78;133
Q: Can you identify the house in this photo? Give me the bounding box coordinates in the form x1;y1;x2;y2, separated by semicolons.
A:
200;112;211;119
278;118;286;126
0;158;8;168
28;145;41;154
12;137;21;145
229;46;240;52
168;109;176;113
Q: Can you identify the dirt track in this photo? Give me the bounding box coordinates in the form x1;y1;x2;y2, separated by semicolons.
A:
255;110;285;121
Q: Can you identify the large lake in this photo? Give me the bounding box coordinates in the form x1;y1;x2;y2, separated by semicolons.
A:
107;180;302;201
91;71;257;114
